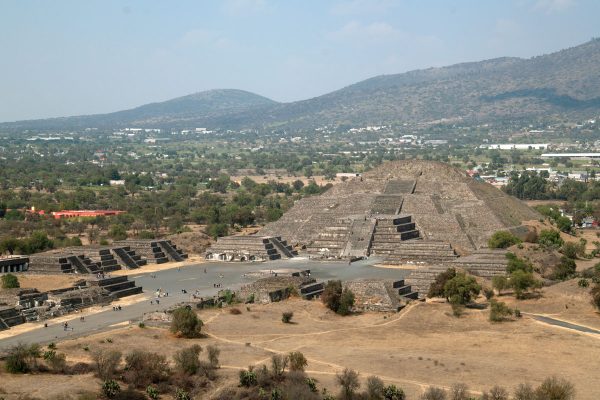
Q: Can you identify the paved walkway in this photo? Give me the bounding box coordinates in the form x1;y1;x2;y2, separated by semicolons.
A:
525;313;600;336
0;257;407;349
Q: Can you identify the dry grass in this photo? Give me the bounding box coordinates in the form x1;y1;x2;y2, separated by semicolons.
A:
2;295;599;399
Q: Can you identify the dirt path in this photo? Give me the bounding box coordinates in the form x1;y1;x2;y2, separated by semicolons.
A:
201;303;480;395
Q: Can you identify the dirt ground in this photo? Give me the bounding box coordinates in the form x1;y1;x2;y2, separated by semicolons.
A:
230;174;343;186
1;295;599;399
14;274;83;292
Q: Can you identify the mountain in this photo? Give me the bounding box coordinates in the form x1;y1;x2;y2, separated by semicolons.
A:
3;39;600;131
1;89;277;130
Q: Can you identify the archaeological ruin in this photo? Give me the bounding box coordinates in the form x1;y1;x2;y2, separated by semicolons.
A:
207;160;539;297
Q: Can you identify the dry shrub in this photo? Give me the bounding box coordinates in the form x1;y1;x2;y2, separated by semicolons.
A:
123;350;170;388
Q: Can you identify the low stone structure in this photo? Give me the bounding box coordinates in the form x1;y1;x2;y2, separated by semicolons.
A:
236;274;314;304
113;239;188;263
206;236;297;262
0;276;142;330
0;256;30;273
344;279;418;313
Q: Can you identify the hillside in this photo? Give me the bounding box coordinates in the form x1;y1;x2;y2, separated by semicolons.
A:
3;39;600;130
0;89;277;130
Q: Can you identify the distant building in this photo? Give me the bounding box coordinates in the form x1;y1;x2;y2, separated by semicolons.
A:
481;143;548;150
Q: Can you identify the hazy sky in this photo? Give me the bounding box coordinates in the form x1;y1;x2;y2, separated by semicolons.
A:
1;0;599;122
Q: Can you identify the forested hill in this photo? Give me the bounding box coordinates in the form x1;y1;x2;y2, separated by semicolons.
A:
3;39;600;131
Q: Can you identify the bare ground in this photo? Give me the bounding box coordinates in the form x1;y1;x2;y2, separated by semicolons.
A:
1;294;599;399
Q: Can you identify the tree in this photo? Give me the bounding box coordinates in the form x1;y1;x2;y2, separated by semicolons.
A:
338;287;355;316
513;383;535;400
322;280;343;312
443;272;481;305
449;383;469;400
428;268;457;298
108;224;128;240
0;238;21;255
282;311;294;323
337;368;360;400
488;231;521;249
492;276;509;294
1;273;20;289
206;345;220;369
170;306;203;338
4;343;41;373
510;270;538;299
271;354;288;378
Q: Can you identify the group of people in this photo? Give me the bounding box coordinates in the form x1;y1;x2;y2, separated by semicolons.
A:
112;305;122;311
96;272;109;279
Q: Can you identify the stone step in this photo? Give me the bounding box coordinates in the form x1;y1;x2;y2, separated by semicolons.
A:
111;286;143;298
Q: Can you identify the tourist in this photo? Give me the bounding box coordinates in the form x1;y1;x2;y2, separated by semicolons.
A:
150;300;153;305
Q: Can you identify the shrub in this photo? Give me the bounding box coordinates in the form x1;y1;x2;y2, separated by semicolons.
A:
146;386;159;400
483;288;495;300
138;322;146;328
538;229;564;249
101;380;121;399
174;344;202;375
288;351;308;372
578;278;589;288
229;307;242;315
490;299;513;322
449;383;469;400
591;284;600;311
421;387;447;400
271;354;289;378
552;256;577;281
170;307;203;338
1;273;19;289
282;311;294;323
383;384;406;400
513;383;535;400
4;343;40;374
488;231;521;249
123;350;170;388
534;376;575;400
427;268;457;298
336;368;360;400
560;242;579;259
239;368;258;387
506;253;533;274
93;349;122;380
483;386;509;400
443;272;481;305
207;345;220;369
43;350;67;373
366;376;384;399
174;388;191;400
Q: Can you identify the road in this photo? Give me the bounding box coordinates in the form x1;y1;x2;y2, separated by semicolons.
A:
0;257;408;349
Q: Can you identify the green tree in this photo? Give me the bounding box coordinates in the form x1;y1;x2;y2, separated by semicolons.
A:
1;273;20;289
443;272;481;305
510;270;538;299
488;231;521;249
170;307;203;338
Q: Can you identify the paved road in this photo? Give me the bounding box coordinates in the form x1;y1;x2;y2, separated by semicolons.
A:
525;313;600;335
0;257;407;349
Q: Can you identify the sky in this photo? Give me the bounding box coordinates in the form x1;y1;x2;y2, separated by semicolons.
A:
1;0;599;122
